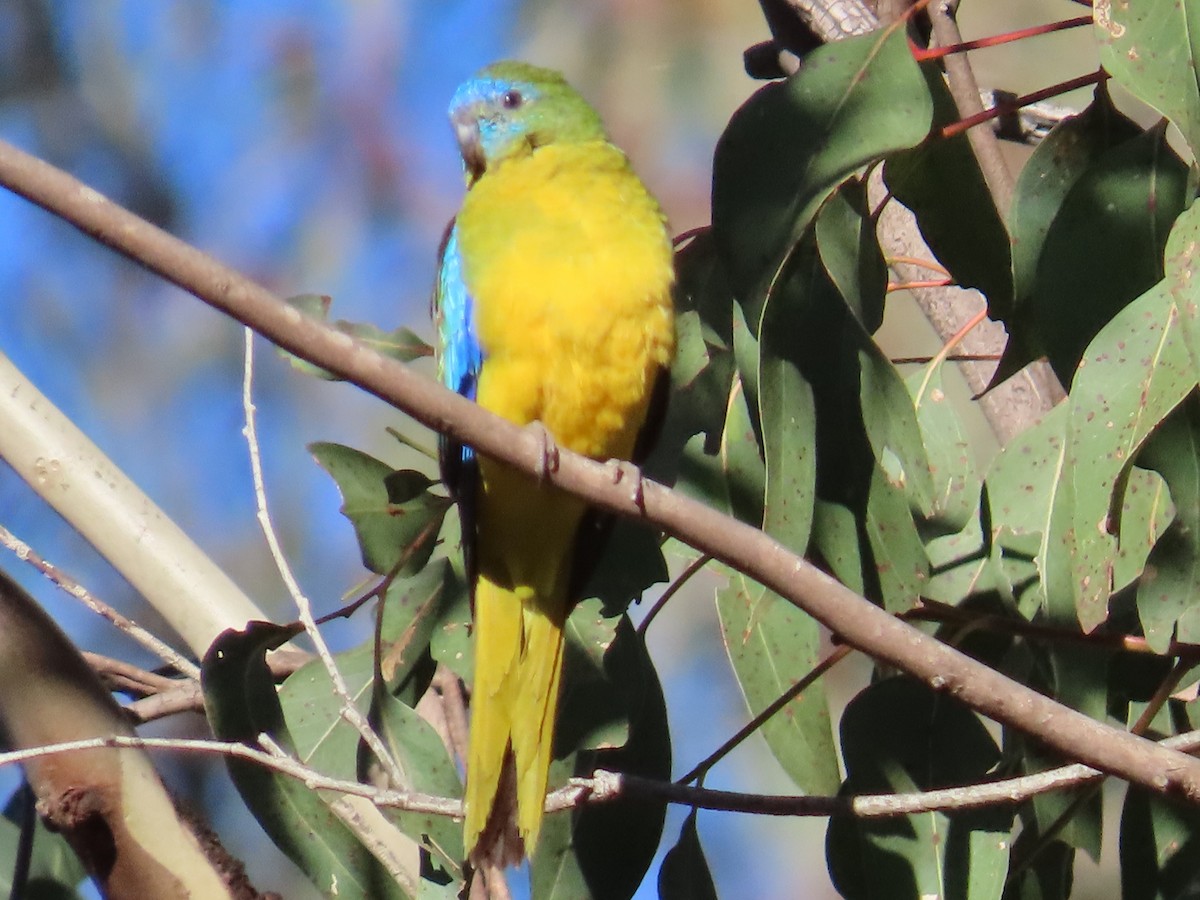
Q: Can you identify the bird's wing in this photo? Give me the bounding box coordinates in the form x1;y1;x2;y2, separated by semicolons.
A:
434;220;483;578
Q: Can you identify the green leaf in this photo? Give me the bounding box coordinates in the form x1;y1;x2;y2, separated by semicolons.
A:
827;678;1009;900
657;812;717;900
907;361;979;534
717;371;767;528
555;599;630;754
311;442;450;576
1096;0;1200;161
885;63;1013;317
861;342;935;518
427;513;474;681
1064;275;1200;630
376;693;464;873
759;265;817;556
983;404;1062;618
1027;122;1190;384
378;561;456;704
647;231;736;489
716;579;840;795
812;499;866;596
280;565;460;872
0;790;85;900
1120;785;1200;900
1137;396;1200;650
203;622;412;900
712;22;932;317
278;294;433;379
815;180;887;334
1002;835;1073;900
1008;86;1141;316
532;617;670;900
864;464;930;613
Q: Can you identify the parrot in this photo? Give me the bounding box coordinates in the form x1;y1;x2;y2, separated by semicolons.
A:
433;61;675;865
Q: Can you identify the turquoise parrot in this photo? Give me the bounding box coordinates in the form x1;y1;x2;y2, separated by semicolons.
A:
434;61;674;864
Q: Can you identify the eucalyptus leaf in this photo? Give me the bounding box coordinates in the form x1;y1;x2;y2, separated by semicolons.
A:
203;623;412;900
658;812;717;900
1096;0;1200;160
311;442;450;576
827;678;1008;900
278;294;433;379
716;579;840;794
712;23;931;320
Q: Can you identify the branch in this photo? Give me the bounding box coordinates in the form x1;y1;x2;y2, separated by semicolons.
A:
0;570;243;899
10;728;1200;824
1;141;1199;804
576;727;1200;816
928;0;1014;213
1;525;201;679
0;349;267;657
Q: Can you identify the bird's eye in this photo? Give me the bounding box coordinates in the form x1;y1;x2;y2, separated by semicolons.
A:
501;90;523;110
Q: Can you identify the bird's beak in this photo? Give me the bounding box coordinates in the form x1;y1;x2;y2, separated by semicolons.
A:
452;110;486;185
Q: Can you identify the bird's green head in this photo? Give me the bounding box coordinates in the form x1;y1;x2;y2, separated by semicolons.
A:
448;61;607;184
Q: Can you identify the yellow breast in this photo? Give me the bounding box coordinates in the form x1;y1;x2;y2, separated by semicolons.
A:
455;141;675;460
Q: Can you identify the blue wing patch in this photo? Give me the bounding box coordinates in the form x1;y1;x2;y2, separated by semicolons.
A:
434;221;483;496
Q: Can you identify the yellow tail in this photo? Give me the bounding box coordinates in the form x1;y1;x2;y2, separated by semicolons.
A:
464;576;568;862
463;466;582;864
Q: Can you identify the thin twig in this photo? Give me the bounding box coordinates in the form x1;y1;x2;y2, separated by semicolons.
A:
241;329;407;789
914;15;1092;61
891;354;1002;365
929;0;1014;214
8;728;1200;822
911;600;1200;659
1006;658;1199;884
943;70;1109;139
678;645;853;785
0;524;200;680
637;553;713;634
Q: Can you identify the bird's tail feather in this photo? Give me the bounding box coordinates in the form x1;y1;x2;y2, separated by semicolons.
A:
512;601;566;848
464;574;568;864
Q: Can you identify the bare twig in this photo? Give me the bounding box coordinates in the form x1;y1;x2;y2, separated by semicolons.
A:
9;727;1200;823
637;553;713;634
679;644;853;785
241;330;407;790
0;525;200;679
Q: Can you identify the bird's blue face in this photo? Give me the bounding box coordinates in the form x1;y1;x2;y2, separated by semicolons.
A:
447;62;607;185
448;75;543;183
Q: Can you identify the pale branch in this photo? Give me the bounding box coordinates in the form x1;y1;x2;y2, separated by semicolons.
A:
1;137;1199;805
7;729;1200;824
241;329;408;791
0;352;266;657
0;525;201;680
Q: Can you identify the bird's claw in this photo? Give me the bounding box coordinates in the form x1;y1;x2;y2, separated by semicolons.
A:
605;459;646;511
528;421;560;483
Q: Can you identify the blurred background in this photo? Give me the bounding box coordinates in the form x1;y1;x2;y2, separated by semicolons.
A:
0;1;1097;897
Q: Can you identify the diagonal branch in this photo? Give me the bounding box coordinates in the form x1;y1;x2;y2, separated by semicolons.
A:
0;138;1199;804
